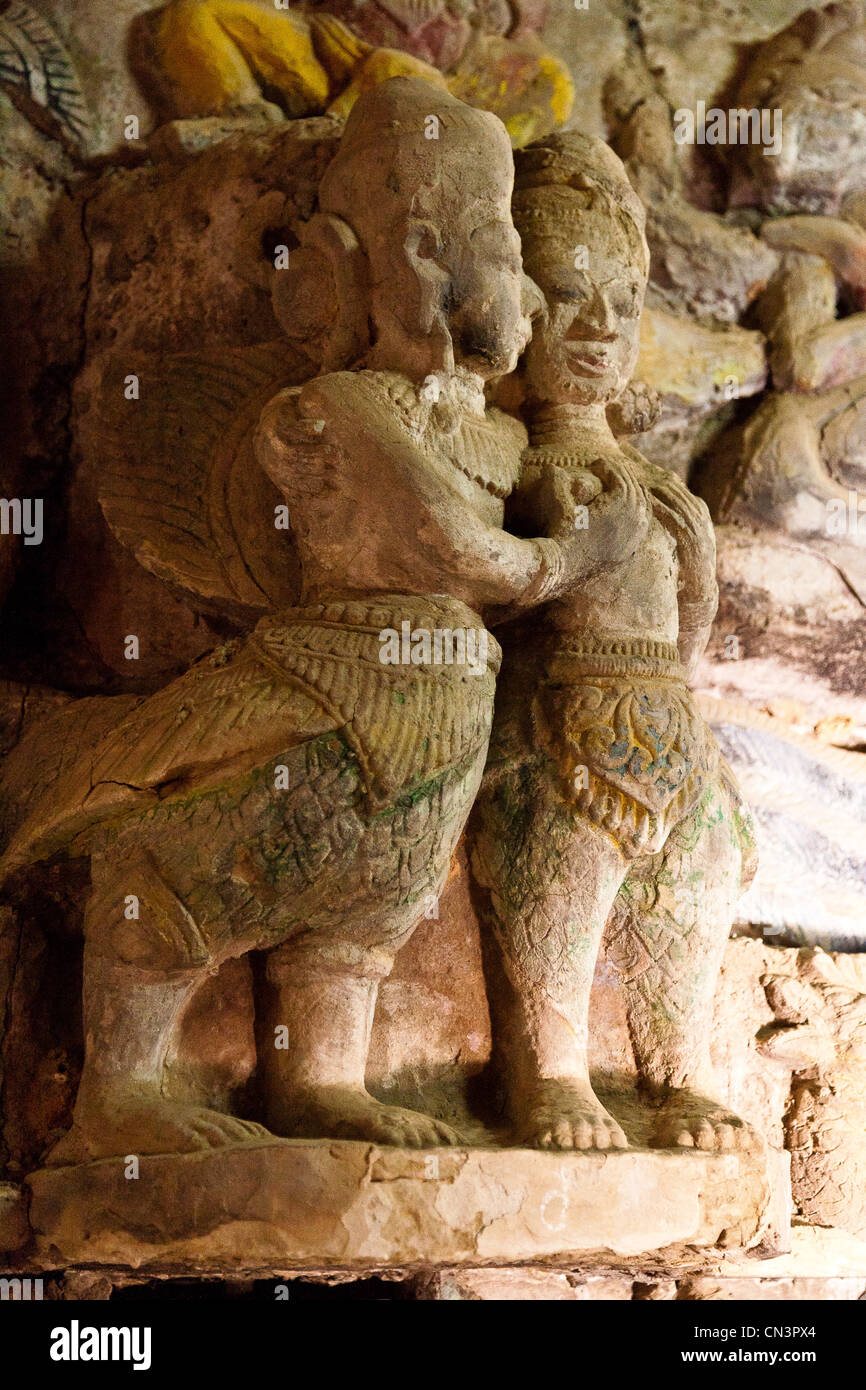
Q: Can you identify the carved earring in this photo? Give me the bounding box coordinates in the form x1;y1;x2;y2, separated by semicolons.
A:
271;212;371;373
400;218;455;373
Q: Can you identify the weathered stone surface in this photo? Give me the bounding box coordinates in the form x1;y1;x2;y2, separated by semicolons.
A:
419;1267;634;1300
303;0;497;72
51;118;336;686
679;1271;866;1300
735;3;866;216
604;86;779;323
61;1270;114;1299
448;32;573;147
422;1224;866;1299
83;117;339;360
26;1140;776;1272
0;90;86;616
5;0;866;1299
703;699;866;949
634;309;766;418
720;1220;866;1281
0;682;71;760
0;1182;29;1254
631;0;815;139
623;307;766;475
761;948;866;1239
367;848;492;1122
543;0;628;142
694;526;866;745
706;937;791;1152
26;0;161;155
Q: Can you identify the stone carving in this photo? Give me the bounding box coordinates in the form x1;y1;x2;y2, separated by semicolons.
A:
5;0;866;1298
691;163;866;740
303;0;543;71
698;374;866;606
761;946;866;1238
471;133;759;1153
603;75;779;326
152;0;448;121
0;78;636;1161
94;343;300;619
620;306;767;478
599;6;866;753
151;0;571;143
733;1;866;216
0;1;91;147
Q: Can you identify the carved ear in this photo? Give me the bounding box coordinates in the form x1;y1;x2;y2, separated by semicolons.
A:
400;217;451;336
271;213;371;372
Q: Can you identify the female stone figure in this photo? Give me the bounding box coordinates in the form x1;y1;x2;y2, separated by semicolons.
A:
472;133;758;1152
0;82;640;1160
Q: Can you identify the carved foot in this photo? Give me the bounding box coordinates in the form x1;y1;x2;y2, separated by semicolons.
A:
270;1085;463;1147
46;1094;274;1165
650;1091;760;1152
516;1079;629;1150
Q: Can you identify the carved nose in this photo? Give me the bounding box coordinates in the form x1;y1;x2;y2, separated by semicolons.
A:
566;289;617;341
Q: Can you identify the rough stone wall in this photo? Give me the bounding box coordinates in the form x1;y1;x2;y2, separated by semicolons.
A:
1;0;865;1297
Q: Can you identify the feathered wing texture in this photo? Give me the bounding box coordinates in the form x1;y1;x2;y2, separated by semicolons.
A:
0;2;90;144
91;342;303;618
0;693;141;876
0;643;337;880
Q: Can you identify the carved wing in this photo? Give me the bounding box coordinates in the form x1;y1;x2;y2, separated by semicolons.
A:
0;642;335;879
0;692;140;878
88;342;305;618
0;2;90;145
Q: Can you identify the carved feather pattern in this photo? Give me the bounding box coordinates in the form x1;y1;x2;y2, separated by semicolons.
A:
94;342;301;617
0;1;90;143
0;643;328;878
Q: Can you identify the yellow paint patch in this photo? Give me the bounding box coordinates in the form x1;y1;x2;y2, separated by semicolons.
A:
326;47;448;120
157;0;330;118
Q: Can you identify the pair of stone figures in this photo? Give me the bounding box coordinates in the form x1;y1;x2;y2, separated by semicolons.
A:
0;77;758;1163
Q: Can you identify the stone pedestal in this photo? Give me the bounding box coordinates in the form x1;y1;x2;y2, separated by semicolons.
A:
26;1140;779;1275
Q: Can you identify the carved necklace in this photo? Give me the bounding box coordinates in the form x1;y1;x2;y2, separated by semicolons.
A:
379;371;521;500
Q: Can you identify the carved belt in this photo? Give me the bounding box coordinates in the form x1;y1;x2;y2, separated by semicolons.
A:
540;635;685;681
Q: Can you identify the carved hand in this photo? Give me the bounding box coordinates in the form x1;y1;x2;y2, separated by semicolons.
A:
551;456;653;587
255;387;342;497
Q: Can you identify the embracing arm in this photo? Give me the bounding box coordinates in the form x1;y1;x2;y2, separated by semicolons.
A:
634;451;719;676
367;431;653;619
254;380;564;610
256;377;646;617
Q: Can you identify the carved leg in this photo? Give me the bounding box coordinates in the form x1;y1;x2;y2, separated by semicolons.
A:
48;850;271;1165
472;772;630;1150
611;782;760;1151
262;931;462;1147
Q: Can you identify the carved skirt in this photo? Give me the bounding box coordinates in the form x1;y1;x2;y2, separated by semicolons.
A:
529;637;726;859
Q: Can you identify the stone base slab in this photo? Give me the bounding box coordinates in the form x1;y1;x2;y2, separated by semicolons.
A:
26;1140;777;1274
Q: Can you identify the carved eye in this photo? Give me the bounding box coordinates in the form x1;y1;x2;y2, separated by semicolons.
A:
551;285;588;306
613;282;642;318
470;221;522;272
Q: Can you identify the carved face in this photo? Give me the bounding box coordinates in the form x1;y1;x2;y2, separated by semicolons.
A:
320;78;536;381
440;209;537;379
519;199;646;406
